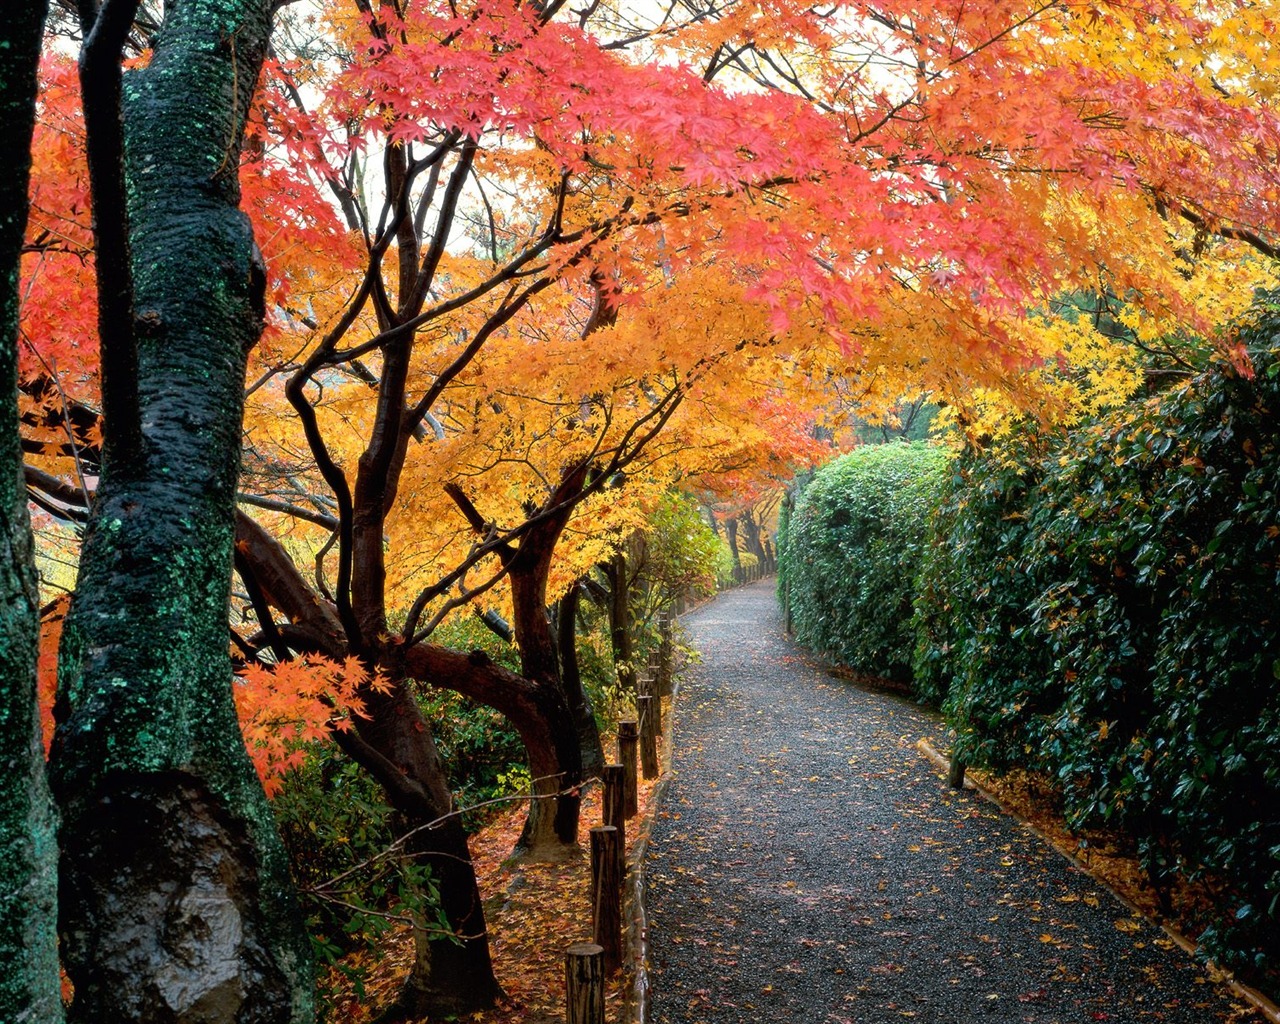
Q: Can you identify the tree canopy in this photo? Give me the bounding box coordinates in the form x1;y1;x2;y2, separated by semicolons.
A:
7;0;1280;1017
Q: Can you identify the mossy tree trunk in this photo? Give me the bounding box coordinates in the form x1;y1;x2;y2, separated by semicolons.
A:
47;2;313;1021
0;6;62;1021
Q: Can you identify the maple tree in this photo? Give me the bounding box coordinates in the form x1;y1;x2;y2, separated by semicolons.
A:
10;0;1280;1019
228;253;833;1011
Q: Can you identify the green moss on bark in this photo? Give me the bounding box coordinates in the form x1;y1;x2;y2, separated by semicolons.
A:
0;5;63;1021
48;2;313;1019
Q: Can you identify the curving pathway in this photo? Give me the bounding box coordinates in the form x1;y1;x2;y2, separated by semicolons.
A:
646;579;1263;1024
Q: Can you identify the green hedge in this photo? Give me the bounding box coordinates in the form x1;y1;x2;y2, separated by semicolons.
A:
780;441;947;679
914;298;1280;981
783;298;1280;982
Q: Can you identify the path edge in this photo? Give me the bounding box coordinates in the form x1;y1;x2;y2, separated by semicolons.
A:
621;634;688;1023
916;737;1280;1024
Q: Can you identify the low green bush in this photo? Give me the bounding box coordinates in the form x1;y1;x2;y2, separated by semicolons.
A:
410;616;532;822
781;441;947;679
272;753;447;1010
269;614;529;1006
914;296;1280;982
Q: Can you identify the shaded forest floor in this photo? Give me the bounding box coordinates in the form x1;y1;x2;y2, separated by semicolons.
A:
327;772;659;1024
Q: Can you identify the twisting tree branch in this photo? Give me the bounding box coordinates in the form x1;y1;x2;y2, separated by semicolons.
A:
78;0;144;466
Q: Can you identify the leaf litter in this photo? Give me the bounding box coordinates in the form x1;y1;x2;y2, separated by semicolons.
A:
325;763;661;1023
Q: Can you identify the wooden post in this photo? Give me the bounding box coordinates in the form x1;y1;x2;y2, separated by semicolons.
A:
590;826;622;974
637;695;659;780
602;763;626;877
565;943;605;1024
638;668;662;736
602;763;625;829
948;756;967;789
658;613;674;697
617;720;638;818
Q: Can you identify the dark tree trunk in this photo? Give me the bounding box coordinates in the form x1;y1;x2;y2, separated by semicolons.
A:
233;515;504;1016
740;511;766;564
48;4;313;1021
725;517;743;576
348;680;502;1019
404;643;585;864
507;515;585;860
444;469;596;860
607;548;634;690
0;7;62;1021
558;582;605;777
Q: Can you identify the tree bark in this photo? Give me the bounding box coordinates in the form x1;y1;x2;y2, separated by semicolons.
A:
740;510;766;564
558;582;605;777
405;639;581;862
444;469;591;860
233;516;504;1016
607;548;634;690
346;679;502;1020
48;4;313;1020
725;517;743;577
0;7;62;1021
503;473;597;859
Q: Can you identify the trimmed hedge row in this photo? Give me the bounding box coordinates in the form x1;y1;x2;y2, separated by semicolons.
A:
781;297;1280;984
779;441;947;680
916;336;1280;979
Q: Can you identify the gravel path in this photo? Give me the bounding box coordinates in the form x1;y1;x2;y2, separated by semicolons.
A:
646;579;1263;1024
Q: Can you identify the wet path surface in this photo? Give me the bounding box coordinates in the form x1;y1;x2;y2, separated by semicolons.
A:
646;580;1260;1023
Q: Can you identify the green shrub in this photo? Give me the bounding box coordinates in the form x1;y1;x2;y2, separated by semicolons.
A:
272;753;447;1012
636;491;720;605
914;296;1280;982
912;433;1062;766
781;441;947;679
270;614;530;1008
714;538;738;588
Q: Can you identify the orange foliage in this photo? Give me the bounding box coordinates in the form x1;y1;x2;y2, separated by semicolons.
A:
37;600;386;797
233;656;392;796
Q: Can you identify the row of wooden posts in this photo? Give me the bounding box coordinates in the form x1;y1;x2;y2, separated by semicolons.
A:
730;558;773;586
565;615;674;1024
